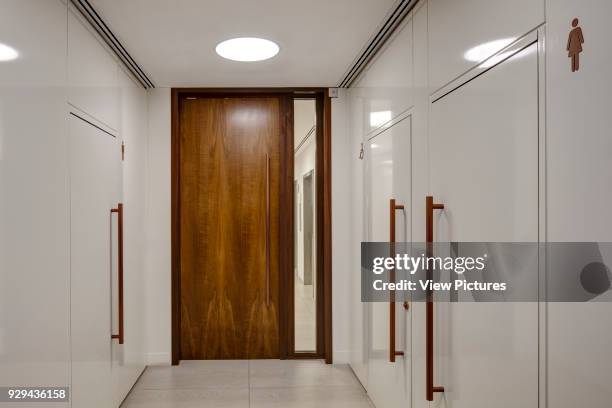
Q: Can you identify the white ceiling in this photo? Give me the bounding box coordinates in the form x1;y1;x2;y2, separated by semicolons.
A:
89;0;397;87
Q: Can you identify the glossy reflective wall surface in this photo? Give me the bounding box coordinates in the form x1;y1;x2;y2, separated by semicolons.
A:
294;99;317;352
0;0;70;400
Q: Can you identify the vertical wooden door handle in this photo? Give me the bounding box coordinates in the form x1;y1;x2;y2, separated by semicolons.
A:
111;203;124;345
426;196;444;400
389;199;406;362
265;155;271;307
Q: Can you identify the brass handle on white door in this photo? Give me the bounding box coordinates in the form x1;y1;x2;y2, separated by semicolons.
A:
389;199;406;362
111;203;124;345
426;196;444;400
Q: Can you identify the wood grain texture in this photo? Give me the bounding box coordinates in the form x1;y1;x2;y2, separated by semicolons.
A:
179;97;280;359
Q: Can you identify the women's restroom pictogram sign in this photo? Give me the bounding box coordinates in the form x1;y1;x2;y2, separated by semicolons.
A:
567;18;584;72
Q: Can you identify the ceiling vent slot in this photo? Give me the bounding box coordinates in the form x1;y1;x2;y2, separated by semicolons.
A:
70;0;155;89
337;0;417;88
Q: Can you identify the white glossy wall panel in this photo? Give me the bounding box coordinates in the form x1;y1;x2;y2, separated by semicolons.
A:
68;9;120;131
428;0;544;92
347;86;369;386
429;44;539;408
113;68;148;405
546;1;612;407
0;0;70;400
145;88;172;365
353;17;414;134
331;89;352;363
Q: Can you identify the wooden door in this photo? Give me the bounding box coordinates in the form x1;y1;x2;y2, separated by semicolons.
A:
179;97;281;359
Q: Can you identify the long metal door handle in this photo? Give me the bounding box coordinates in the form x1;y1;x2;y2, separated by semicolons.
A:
426;196;444;400
111;203;124;344
265;155;271;307
389;199;406;362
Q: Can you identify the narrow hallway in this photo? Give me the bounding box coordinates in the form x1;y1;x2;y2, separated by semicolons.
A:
3;1;612;408
122;361;372;408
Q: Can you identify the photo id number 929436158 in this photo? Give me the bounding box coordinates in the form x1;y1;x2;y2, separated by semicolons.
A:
0;387;69;402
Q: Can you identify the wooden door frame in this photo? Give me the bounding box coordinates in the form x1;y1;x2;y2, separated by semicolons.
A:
171;88;333;365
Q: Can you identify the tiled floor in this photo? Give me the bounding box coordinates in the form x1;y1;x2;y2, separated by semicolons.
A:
122;360;374;408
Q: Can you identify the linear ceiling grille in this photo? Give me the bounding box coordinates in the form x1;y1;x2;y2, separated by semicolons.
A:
337;0;416;88
70;0;155;89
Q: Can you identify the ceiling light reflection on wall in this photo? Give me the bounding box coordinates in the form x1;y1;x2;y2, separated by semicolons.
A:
479;45;536;68
0;43;18;61
215;37;279;62
370;110;392;128
466;39;536;68
464;38;515;63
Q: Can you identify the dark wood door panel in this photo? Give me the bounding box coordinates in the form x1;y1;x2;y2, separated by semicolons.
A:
179;97;280;359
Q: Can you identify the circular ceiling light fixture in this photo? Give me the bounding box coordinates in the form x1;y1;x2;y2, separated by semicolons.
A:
0;43;19;61
215;37;279;62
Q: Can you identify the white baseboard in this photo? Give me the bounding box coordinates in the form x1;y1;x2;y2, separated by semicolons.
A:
146;352;171;366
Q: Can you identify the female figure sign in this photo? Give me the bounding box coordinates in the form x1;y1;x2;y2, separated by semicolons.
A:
567;18;584;72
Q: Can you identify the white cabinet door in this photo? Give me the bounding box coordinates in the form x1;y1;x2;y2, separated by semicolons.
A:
428;41;540;408
546;1;612;407
0;0;70;397
70;114;120;408
366;116;412;408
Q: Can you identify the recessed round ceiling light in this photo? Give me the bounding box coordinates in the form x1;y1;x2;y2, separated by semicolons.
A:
215;37;279;62
0;43;18;61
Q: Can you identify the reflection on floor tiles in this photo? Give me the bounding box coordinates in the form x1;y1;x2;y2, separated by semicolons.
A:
295;283;316;351
122;360;373;408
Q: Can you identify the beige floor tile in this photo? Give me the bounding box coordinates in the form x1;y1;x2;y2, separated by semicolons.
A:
123;360;371;407
249;360;360;388
122;388;249;408
136;360;248;390
250;385;373;408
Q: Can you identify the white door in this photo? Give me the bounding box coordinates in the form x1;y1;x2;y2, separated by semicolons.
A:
70;113;120;408
366;116;412;408
428;38;540;408
110;144;126;407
